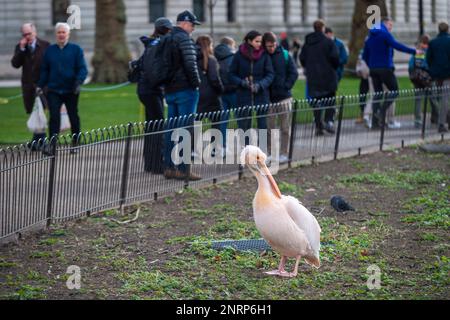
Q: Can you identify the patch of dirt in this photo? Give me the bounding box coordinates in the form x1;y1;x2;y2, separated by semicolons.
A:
0;145;449;299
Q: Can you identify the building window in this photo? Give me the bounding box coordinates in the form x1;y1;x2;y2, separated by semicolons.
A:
301;0;308;22
149;0;165;23
193;0;205;22
318;0;324;19
283;0;290;22
390;0;396;20
227;0;236;22
404;0;409;22
52;0;70;25
431;0;436;23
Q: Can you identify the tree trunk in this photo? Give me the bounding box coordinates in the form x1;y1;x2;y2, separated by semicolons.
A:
348;0;388;71
91;0;131;83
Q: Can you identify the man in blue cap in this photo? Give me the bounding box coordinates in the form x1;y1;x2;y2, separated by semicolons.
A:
163;10;202;181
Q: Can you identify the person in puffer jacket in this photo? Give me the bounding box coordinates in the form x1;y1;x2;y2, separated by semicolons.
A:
163;10;202;181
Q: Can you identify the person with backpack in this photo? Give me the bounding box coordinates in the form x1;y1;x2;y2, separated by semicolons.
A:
229;30;274;133
131;17;173;174
195;35;225;156
408;34;439;128
325;27;348;83
262;32;298;163
163;10;202;181
214;37;237;153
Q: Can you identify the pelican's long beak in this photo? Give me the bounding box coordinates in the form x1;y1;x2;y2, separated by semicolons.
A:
259;162;282;199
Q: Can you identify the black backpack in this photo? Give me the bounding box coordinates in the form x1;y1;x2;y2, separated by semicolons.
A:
127;58;141;83
409;55;432;87
142;34;175;88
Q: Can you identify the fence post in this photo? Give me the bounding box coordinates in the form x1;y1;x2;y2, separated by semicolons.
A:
334;96;345;160
379;92;388;151
119;123;133;211
288;99;298;168
421;88;429;140
46;137;57;227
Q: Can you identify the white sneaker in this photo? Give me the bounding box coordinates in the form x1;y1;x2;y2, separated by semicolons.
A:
387;121;401;129
279;154;289;164
363;116;372;129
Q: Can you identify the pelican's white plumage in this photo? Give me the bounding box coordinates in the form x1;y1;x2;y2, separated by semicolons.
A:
241;145;321;277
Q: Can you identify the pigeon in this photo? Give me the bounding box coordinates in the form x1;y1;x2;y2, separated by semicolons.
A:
330;195;355;212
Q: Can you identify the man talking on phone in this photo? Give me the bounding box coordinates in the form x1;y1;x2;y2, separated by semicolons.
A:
11;22;50;149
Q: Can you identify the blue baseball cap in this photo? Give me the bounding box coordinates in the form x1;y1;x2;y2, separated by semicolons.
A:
176;10;201;25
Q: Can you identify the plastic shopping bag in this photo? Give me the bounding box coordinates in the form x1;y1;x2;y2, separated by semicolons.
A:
60;104;71;132
27;96;47;133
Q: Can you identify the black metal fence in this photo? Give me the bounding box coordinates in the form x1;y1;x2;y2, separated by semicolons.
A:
1;87;449;241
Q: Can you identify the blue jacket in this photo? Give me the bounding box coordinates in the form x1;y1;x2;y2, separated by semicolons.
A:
38;42;88;94
426;32;450;80
408;49;430;72
335;37;348;81
229;44;274;108
362;23;415;69
268;46;298;103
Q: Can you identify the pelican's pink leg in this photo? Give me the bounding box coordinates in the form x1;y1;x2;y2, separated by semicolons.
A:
265;256;288;276
287;255;302;278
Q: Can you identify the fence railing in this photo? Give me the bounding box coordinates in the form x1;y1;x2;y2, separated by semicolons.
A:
1;87;449;241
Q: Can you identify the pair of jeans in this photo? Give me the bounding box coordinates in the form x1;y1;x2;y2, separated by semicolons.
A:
47;91;80;143
138;93;164;173
310;93;336;130
164;89;199;172
369;68;399;127
219;93;237;149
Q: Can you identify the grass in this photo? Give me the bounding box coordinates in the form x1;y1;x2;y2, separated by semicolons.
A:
339;169;447;191
401;188;450;229
0;77;414;144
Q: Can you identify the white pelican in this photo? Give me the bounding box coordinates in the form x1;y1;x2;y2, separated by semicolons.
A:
241;145;321;277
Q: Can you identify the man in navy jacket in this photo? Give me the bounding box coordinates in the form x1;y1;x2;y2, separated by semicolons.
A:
37;22;87;149
362;17;417;128
300;19;339;135
426;22;450;133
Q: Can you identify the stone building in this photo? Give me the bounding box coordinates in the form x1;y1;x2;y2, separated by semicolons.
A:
1;0;449;77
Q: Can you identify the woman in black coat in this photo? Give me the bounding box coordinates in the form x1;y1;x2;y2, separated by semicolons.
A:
195;35;225;153
229;30;274;131
196;35;224;115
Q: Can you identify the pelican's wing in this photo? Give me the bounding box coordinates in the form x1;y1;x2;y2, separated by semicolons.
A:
282;195;321;255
